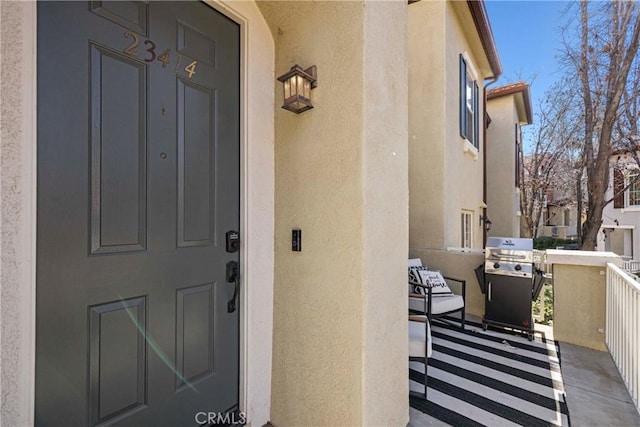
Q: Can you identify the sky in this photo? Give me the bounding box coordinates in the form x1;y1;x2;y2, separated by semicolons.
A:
485;1;573;112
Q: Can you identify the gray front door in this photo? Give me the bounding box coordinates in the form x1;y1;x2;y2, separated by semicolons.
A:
36;2;240;425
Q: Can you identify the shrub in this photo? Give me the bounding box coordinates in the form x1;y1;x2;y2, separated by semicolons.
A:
533;237;579;250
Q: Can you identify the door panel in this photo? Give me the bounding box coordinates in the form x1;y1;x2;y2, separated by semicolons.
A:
177;79;216;247
176;283;215;389
36;2;240;426
89;297;147;425
90;44;147;254
90;1;148;35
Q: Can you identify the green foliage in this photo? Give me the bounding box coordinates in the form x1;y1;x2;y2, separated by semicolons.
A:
533;284;554;326
533;237;579;250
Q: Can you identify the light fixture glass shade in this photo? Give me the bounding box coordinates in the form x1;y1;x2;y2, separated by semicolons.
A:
277;65;317;114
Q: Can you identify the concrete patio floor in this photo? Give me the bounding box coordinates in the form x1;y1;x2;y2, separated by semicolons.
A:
409;316;640;426
560;341;639;427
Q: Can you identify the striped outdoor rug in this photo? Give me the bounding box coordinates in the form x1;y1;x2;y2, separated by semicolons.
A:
409;321;570;426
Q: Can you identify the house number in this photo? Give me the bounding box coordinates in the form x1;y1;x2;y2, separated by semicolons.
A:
123;31;197;78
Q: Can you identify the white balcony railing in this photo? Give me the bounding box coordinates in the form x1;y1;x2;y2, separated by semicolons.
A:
533;249;552;275
606;262;640;413
623;260;640;274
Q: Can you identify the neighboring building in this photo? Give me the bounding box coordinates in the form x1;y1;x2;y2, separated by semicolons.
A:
519;150;582;240
539;198;580;239
486;82;533;239
598;146;640;260
408;0;502;318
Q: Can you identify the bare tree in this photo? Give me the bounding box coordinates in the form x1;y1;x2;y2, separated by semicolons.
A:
519;79;580;238
561;1;640;250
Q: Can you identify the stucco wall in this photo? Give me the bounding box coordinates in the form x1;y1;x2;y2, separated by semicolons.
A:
486;95;520;239
408;0;489;253
1;2;37;426
408;0;447;250
553;265;607;351
547;250;622;351
362;2;408;425
258;1;408;425
443;1;487;250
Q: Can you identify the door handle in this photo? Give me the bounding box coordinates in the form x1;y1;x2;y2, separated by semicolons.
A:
226;261;239;313
488;281;492;302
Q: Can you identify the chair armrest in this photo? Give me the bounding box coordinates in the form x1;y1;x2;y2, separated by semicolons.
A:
409;283;434;298
408;315;428;323
409;284;433;317
443;276;466;301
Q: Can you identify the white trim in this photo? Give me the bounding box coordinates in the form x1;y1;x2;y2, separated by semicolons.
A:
602;225;635;230
27;2;38;422
624;172;639;208
21;2;38;424
201;2;274;425
546;249;622;267
463;139;479;159
202;1;252;418
461;210;473;249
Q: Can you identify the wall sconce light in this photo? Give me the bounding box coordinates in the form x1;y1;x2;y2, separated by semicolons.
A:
480;215;492;232
277;64;317;114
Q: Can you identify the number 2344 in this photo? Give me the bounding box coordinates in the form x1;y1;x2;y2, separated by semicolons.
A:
123;31;197;78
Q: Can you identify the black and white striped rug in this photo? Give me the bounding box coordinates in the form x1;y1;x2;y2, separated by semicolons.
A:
410;321;570;426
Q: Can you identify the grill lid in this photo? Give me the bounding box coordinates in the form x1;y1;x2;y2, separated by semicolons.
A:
485;237;534;276
486;237;533;252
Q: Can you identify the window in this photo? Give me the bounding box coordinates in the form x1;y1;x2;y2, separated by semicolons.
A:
461;211;472;249
459;54;479;148
614;169;640;208
627;173;640;206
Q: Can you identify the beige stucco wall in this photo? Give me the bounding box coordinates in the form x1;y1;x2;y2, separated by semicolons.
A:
361;2;408;425
486;95;520;238
1;1;277;425
258;1;408;425
408;0;447;250
548;250;622;351
408;0;490;325
443;2;487;251
1;2;37;426
553;265;607;351
409;0;490;254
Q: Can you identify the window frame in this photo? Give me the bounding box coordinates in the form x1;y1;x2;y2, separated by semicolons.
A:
459;53;480;150
626;172;640;207
461;211;473;249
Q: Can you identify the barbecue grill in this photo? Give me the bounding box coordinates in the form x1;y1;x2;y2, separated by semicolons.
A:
482;237;545;340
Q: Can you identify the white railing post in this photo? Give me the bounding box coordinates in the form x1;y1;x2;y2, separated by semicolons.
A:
605;262;640;414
